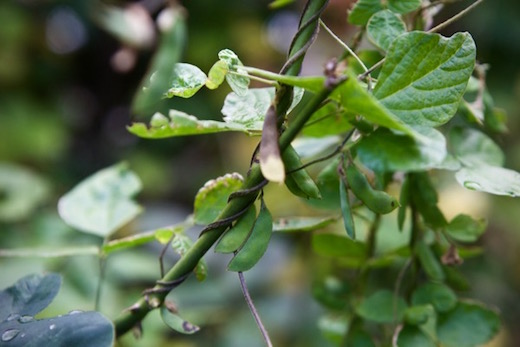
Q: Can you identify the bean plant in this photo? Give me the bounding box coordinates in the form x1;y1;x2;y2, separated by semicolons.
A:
1;0;514;346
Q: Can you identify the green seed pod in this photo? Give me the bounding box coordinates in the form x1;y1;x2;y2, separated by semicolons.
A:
227;199;273;272
282;145;322;199
416;240;445;282
215;205;256;254
339;175;355;238
345;163;399;214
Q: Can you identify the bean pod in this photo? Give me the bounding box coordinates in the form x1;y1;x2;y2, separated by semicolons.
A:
283;145;322;200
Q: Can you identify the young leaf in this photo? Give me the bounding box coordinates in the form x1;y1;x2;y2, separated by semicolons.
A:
367;10;407;51
221;87;304;129
455;165;520;197
193;173;243;225
374;32;476;127
218;49;250;96
445;214;487;243
348;0;383;25
387;0;421;14
436;301;500;347
215;205;256;253
128;110;254;139
355;290;407;324
206;60;228;89
355;127;447;172
58;163;142;237
160;304;200;335
165;63;207;98
132;6;185;117
227;200;273;272
449;127;505;167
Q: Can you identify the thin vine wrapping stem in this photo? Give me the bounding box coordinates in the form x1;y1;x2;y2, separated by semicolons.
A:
114;0;333;337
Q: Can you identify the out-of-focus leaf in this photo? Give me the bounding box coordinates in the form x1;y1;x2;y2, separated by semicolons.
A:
387;0;421;14
301;102;353;137
355;290;407;323
102;231;156;254
0;163;50;222
170;232;207;281
455;165;520;197
355;127;447;172
291;136;340;159
273;216;335;232
305;159;341;210
221;87;303;129
404;305;435;325
317;314;349;345
312;233;366;258
165;63;207;98
397;325;436;347
374;32;476;127
0;274;61;321
193;173;243;225
218;49;249;96
206;60;228;89
160;304;200;335
128;110;256;138
367;10;406;51
58;163;142;237
412;282;457;313
348;0;383;25
0;247;99;258
437;301;500;347
312;276;349;310
132;6;185;117
445;214;487;243
449;127;504;167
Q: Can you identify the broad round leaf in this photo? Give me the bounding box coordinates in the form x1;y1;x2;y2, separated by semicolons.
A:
0;274;61;321
58;163;142;237
374;32;476;127
193;173;243;225
355;127;447;172
367;10;407;51
449;127;505;167
437;301;500;347
312;234;366;259
446;214;487;243
455;165;520;197
387;0;421;14
0;163;50;222
165;63;207;98
355;290;407;324
412;282;457;313
348;0;383;25
397;325;436;347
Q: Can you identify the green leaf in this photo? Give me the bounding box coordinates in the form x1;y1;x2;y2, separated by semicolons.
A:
0;246;99;258
58;163;142;237
397;325;436;347
160;304;200;334
206;60;228;89
374;32;476;127
227;200;273;272
355;290;407;323
132;7;185;116
301;102;353;137
387;0;421;14
455;165;520;197
312;277;349;310
221;87;304;129
404;305;435;325
0;163;50;222
348;0;384;25
273;216;336;232
446;214;487;243
215;205;256;253
338;72;419;139
305;158;341;210
0;273;61;321
339;177;355;238
437;301;500;347
412;282;457;313
218;49;250;96
165;63;207;98
355;127;447;172
416;240;445;282
344;327;377;347
312;233;366;258
102;231;157;254
317;314;348;345
367;10;407;51
449;127;504;167
292;136;340;159
193;173;243;225
128;110;256;139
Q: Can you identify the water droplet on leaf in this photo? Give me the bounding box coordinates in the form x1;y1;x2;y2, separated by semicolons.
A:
18;315;34;323
464;181;481;190
2;329;20;342
68;310;83;315
6;314;20;322
49;324;56;330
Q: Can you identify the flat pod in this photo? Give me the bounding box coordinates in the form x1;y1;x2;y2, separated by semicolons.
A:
214;205;256;254
227;201;273;272
345;163;398;214
339;176;355;238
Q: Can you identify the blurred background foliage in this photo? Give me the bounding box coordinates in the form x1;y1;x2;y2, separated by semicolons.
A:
0;0;519;346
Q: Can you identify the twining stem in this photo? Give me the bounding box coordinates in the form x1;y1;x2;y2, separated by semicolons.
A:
238;272;273;347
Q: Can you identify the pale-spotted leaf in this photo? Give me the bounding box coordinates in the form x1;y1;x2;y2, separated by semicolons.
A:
165;63;207;98
218;49;250;96
374;32;476;127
